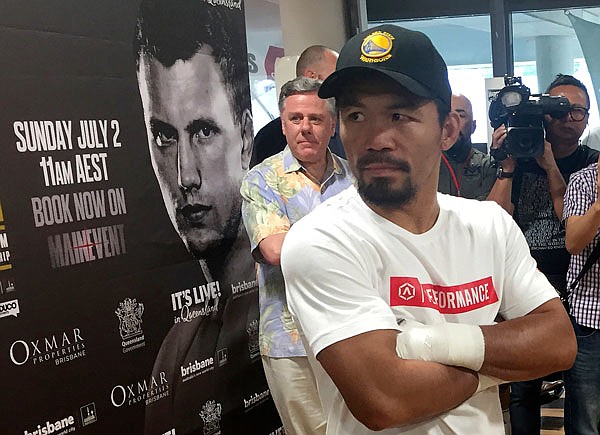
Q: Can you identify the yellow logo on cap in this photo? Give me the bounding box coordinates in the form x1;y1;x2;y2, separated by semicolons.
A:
360;31;394;63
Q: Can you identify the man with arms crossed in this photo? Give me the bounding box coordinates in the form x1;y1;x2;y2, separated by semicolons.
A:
281;24;576;434
241;77;353;434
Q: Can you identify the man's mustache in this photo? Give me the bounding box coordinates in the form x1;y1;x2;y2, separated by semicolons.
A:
356;153;410;172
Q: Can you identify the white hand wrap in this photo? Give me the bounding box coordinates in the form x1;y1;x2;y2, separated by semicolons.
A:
395;319;485;371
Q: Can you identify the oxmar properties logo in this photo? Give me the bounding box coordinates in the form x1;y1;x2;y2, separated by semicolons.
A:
111;371;169;408
116;297;145;353
9;327;86;367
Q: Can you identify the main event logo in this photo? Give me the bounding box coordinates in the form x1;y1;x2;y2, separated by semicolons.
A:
390;276;498;314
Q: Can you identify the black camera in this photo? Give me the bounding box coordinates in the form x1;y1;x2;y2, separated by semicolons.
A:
488;76;571;160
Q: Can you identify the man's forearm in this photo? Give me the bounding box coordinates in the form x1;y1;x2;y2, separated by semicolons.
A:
486;179;514;214
545;165;567;219
257;232;287;265
479;299;576;380
566;207;600;254
317;330;478;430
396;299;576;382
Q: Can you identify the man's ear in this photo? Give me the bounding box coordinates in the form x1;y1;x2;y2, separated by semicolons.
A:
471;119;477;135
441;111;460;151
240;109;253;170
330;116;337;138
303;69;318;79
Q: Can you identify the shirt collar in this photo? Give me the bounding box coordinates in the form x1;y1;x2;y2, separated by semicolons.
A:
282;145;344;175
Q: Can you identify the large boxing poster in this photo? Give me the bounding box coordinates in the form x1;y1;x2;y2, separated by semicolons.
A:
0;1;282;434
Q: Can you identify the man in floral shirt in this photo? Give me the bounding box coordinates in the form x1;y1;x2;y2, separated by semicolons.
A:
241;76;353;435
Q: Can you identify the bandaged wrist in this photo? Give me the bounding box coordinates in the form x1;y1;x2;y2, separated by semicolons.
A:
395;321;485;371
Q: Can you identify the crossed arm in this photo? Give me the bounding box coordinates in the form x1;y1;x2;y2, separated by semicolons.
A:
317;330;478;430
316;298;575;430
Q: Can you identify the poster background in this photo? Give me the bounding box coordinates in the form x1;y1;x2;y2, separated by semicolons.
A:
0;1;281;433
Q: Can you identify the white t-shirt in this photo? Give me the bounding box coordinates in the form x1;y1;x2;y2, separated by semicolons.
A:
281;187;557;435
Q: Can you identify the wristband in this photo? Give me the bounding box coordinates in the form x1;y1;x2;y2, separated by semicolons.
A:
396;320;485;371
497;166;514;179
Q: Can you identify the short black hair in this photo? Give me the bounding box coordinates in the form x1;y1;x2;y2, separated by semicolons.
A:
546;74;590;107
134;0;250;125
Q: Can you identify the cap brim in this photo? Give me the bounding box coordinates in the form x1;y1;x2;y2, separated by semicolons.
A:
318;66;434;100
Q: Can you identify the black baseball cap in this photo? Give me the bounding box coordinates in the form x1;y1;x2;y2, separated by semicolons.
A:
319;24;451;108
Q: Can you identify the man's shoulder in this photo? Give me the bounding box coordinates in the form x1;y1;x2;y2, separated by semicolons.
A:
250;117;286;168
247;150;286;175
562;144;600;172
580;144;600;164
570;161;598;182
439;193;509;226
289;187;358;230
468;148;496;169
255;117;283;137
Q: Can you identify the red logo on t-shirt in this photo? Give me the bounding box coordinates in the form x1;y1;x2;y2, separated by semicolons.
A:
389;276;498;314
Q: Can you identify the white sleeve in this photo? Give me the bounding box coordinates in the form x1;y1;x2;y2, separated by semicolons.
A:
281;220;399;356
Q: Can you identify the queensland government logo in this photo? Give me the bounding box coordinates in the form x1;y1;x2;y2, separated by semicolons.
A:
360;31;394;63
200;400;222;435
9;327;85;367
116;297;145;353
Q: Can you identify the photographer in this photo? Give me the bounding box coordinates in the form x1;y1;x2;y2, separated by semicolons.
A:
488;73;599;435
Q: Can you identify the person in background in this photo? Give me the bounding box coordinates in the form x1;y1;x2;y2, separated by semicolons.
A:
241;76;353;435
563;153;600;435
438;93;496;199
488;73;599;435
250;45;344;167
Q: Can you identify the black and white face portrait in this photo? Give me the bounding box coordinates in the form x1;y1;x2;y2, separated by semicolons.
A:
137;47;252;259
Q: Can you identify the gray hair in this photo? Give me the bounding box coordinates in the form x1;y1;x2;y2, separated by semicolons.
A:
278;77;335;116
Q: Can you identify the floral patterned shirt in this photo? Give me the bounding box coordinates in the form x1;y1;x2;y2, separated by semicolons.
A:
240;146;353;357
